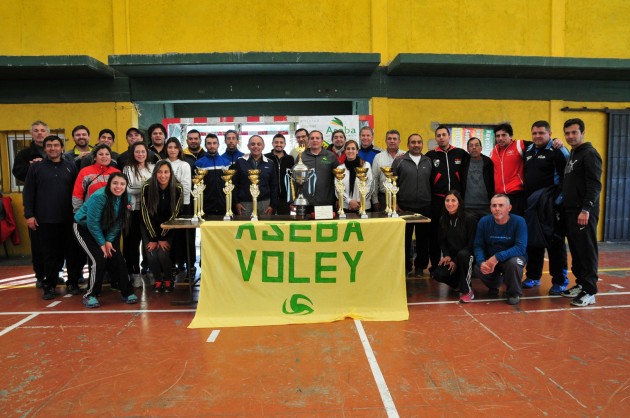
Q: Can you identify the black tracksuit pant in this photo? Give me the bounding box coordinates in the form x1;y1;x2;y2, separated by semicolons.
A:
73;224;132;298
38;223;84;290
565;210;599;294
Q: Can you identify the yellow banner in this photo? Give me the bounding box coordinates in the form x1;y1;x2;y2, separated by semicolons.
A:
189;218;408;328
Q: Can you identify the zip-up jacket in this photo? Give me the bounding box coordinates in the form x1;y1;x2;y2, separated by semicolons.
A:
524;140;569;198
425;145;469;196
12;142;46;182
391;153;432;210
23;157;77;223
439;212;477;259
124;164;154;211
195;153;231;213
299;149;339;206
221;149;244;165
74;187;123;246
490;140;527;195
265;151;295;205
358;144;382;165
72;164;121;212
562;142;602;215
232;155;279;208
140;183;183;241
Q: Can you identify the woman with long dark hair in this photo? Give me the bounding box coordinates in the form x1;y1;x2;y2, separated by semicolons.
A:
73;172;136;308
433;190;478;303
336;140;373;212
123;142;155;287
140;160;183;292
165;137;192;278
72;143;120;212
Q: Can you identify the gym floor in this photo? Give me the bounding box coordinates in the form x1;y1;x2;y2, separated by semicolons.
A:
1;243;628;417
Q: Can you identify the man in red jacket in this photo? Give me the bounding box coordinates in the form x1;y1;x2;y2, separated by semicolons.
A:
490;123;527;216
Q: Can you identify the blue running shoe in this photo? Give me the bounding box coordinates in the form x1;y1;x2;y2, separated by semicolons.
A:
548;283;567;295
522;278;541;288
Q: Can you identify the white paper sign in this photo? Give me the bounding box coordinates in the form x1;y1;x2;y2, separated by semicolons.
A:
298;115;360;142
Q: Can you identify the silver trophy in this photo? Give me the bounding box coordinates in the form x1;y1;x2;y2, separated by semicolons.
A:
286;149;316;219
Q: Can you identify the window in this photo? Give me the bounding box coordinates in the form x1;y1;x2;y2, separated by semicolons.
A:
6;129;65;192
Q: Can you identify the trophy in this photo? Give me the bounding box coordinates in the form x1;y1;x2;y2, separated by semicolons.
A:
248;169;261;221
389;175;399;218
286;150;316;219
380;166;393;215
355;167;370;219
222;169;236;221
332;167;346;219
191;168;207;221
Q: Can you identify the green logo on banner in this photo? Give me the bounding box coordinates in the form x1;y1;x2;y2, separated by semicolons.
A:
282;294;314;315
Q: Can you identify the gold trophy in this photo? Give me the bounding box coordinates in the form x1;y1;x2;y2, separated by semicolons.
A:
222;169;236;221
389;175;399;218
380;166;393;215
191;168;208;221
355;167;369;219
248;169;261;221
332;167;346;219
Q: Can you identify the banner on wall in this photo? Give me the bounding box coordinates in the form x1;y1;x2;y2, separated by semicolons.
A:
298;115;361;142
189;219;409;328
451;127;495;156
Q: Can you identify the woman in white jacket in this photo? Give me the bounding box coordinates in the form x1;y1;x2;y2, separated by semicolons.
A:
123;142;155;287
336;140;373;212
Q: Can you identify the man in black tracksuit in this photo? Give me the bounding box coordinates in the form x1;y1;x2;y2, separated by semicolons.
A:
23;136;84;300
265;134;295;215
392;133;433;276
560;118;602;307
12;121;49;287
523;120;570;295
425;125;469;273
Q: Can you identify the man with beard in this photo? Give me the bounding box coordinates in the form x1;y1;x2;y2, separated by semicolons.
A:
221;129;244;164
64;125;93;170
195;133;232;216
265;133;294;215
183;129;207;171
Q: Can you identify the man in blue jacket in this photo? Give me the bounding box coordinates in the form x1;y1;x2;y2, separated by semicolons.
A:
473;194;528;305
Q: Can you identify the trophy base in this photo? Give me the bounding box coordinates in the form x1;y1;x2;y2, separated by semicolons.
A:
190;216;199;223
251;216;258;222
223;215;232;221
295;205;307;220
391;212;399;218
360;213;368;219
338;213;346;219
294;196;309;206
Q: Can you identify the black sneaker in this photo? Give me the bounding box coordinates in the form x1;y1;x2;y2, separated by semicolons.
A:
164;280;174;293
66;284;82;296
42;287;57;300
36;279;44;288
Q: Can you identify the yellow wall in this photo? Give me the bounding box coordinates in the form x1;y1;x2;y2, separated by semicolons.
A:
0;102;137;256
2;1;629;61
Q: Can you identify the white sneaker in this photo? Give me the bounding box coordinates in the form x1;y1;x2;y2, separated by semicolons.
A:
570;291;596;307
132;274;143;288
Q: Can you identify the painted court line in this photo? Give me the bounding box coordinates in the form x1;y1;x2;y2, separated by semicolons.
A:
0;313;39;337
534;367;587;409
207;330;221;342
408;291;630;306
354;319;399;418
463;310;515;351
610;284;624;289
46;301;62;308
0;309;196;315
